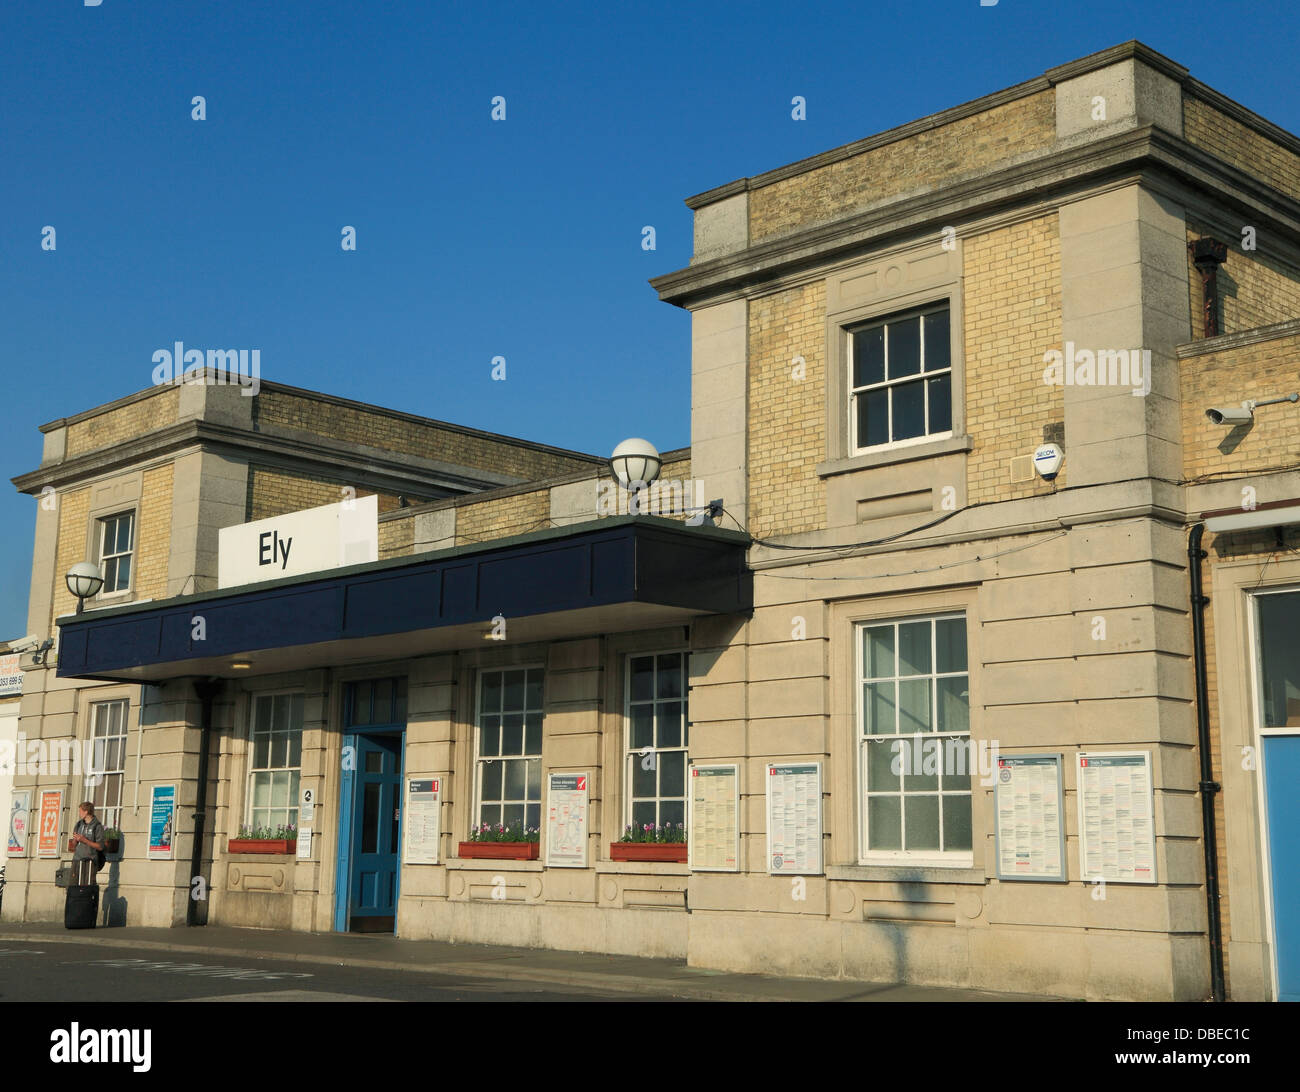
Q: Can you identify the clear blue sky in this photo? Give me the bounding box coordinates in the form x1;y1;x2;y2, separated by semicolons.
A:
1;0;1296;635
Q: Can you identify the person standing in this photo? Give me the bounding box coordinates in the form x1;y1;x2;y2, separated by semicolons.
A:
70;802;105;886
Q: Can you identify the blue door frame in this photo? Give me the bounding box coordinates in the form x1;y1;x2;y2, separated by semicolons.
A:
334;726;405;933
1264;735;1300;1001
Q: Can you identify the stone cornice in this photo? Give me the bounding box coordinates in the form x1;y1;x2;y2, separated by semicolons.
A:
652;126;1300;310
11;418;540;498
1177;317;1300;359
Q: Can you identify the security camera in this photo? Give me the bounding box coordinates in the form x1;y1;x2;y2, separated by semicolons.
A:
1205;403;1254;425
8;634;42;653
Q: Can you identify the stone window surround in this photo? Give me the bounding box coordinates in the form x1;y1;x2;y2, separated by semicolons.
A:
829;584;988;876
1209;554;1300;1000
820;240;970;480
75;684;136;827
82;470;143;607
451;647;549;851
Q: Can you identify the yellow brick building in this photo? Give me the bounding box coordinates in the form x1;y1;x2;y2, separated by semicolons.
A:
6;40;1300;1002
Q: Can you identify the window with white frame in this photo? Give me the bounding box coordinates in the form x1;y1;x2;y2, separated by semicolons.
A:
475;668;543;832
858;614;971;859
97;511;135;595
849;305;951;451
625;651;688;832
1255;590;1300;728
87;698;129;831
247;693;304;833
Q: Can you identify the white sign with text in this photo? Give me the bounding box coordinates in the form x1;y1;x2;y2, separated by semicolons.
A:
218;495;378;589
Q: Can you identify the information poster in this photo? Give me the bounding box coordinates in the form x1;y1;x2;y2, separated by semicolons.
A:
689;764;738;872
994;754;1066;881
766;763;822;875
545;773;589;868
37;789;62;858
296;828;312;860
8;790;30;856
403;778;442;865
1076;751;1157;884
148;784;176;861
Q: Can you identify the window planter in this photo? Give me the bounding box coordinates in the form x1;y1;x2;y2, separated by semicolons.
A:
227;838;297;855
610;843;687;863
457;841;539;861
104;837;121;854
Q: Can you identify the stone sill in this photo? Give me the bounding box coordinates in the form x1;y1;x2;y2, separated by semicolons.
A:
817;435;972;479
595;861;691;876
827;864;987;885
448;858;544;872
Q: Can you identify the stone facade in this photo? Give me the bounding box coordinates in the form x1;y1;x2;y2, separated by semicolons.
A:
5;41;1300;1003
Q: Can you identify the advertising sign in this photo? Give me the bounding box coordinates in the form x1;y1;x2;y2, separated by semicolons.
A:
1076;751;1157;884
8;790;30;856
217;494;378;589
403;778;442;865
994;754;1066;882
545;773;588;868
765;763;822;875
0;653;22;697
688;764;739;872
37;789;62;858
148;785;176;860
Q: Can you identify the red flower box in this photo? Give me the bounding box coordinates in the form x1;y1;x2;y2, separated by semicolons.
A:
457;841;539;860
227;839;296;855
610;842;687;863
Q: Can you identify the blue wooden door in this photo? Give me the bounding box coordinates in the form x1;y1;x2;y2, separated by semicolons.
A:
349;734;402;931
1265;735;1300;1001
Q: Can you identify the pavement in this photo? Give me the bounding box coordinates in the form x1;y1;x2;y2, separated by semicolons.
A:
0;921;1068;1002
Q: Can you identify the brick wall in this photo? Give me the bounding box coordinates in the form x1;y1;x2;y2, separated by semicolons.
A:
748;281;827;537
1186;221;1300;339
379;517;415;560
65;389;180;458
247;466;417;522
135;464;174;600
50;487;90;628
749;90;1056;244
963;215;1064;504
1185;97;1300;201
257;391;594;481
1179;327;1300;481
456;489;549;546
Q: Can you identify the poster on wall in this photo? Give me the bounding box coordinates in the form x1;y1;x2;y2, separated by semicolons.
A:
689;764;739;872
403;778;442;865
765;763;823;875
1075;751;1157;885
37;789;62;858
994;754;1066;882
148;785;176;861
8;790;30;856
0;652;22;697
545;773;588;868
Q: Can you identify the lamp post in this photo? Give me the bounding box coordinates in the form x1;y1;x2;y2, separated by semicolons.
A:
609;438;662;515
65;561;105;613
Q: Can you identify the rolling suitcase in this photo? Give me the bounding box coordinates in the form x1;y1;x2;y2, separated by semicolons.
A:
64;859;98;929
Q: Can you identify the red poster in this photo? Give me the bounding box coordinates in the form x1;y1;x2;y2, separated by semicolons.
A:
37;789;63;858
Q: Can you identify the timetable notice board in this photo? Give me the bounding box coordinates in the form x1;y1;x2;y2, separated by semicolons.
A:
994;754;1065;882
689;764;739;871
765;763;822;875
1075;751;1157;885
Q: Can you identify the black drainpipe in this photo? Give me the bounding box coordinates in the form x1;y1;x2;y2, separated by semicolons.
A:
187;678;222;927
1188;523;1226;1001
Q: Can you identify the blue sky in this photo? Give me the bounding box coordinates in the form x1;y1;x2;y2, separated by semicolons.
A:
1;0;1296;635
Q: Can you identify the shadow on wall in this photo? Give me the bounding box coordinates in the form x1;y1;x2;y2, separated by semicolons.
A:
100;858;127;927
